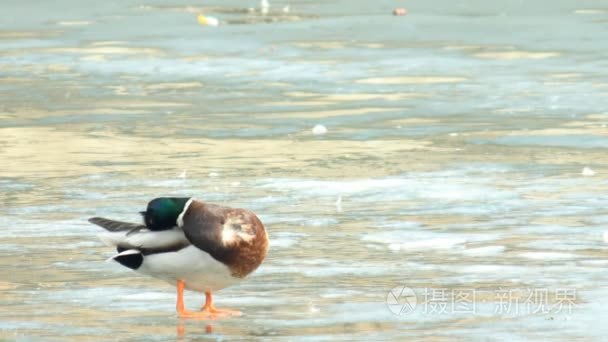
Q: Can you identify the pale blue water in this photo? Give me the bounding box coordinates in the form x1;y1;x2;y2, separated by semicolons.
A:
2;0;608;341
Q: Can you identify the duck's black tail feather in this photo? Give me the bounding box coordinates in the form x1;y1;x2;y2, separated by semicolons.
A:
111;249;144;270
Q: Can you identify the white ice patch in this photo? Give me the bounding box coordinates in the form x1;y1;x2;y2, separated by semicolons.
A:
461;245;506;256
513;224;576;235
260;258;398;277
522;239;595;251
297;265;394;277
457;264;527;274
42;287;173;312
270;232;307;248
320;289;365;299
120;292;174;301
306;218;338;227
387;238;467;251
212;296;287;306
362;230;496;252
258;173;519;205
257;215;337;227
0;218;89;238
580;259;608;267
518;252;581;260
141;179;189;187
372;221;423;230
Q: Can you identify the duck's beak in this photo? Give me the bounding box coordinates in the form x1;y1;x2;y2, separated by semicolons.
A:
139;211;147;217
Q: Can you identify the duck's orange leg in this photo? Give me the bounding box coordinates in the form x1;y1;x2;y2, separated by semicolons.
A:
200;290;241;317
176;280;241;319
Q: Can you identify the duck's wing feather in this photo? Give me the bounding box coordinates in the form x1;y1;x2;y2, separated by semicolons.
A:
180;201;228;259
180;200;267;278
89;217;145;232
90;217;190;255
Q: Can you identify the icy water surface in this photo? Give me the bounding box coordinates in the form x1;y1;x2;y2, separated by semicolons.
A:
2;0;608;340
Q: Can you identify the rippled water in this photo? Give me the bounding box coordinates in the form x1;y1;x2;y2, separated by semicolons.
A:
2;0;608;340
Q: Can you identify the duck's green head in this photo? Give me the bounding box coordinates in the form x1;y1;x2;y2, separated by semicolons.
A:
140;197;191;231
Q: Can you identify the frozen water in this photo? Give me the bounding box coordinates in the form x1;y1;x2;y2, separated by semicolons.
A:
2;0;608;340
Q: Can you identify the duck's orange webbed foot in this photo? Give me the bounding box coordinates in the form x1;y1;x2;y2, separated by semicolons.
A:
199;292;242;318
176;280;241;320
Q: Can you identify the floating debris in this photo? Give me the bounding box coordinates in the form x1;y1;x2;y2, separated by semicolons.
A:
197;14;219;26
582;167;596;176
283;4;290;13
308;300;320;314
335;195;342;213
261;0;270;14
178;170;187;179
56;21;93;26
312;124;328;135
393;8;408;16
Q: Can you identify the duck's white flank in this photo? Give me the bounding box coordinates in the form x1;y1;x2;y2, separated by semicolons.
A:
97;229;188;250
138;246;239;292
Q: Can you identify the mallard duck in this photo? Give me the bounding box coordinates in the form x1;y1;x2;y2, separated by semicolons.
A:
89;197;269;319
